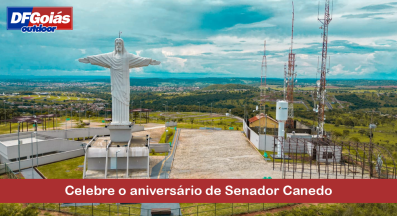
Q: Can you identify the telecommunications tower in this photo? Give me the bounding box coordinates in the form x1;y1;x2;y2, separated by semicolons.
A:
317;0;332;137
260;40;267;135
286;1;297;129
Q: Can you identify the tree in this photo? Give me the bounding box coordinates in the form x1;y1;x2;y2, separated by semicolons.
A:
343;130;350;138
332;131;342;140
349;137;360;142
0;203;38;216
358;129;366;136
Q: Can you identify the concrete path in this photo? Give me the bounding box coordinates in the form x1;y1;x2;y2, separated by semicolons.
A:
141;203;181;216
145;126;165;130
150;129;181;179
21;168;43;179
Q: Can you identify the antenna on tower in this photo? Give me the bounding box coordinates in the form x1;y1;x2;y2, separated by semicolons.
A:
316;0;332;138
119;31;122;38
284;63;287;100
286;1;297;129
260;40;267;135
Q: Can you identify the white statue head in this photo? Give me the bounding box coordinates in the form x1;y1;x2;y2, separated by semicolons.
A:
114;38;127;54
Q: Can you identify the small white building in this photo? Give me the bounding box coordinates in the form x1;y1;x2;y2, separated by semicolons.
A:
306;142;342;163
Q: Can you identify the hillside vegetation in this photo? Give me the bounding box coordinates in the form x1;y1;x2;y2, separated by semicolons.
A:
202;84;255;90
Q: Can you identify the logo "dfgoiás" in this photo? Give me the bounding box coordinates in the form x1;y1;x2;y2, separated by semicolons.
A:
7;7;73;33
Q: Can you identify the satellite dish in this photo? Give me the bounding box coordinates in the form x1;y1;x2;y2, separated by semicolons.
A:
316;80;321;87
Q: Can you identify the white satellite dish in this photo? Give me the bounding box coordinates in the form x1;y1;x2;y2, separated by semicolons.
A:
316;80;321;87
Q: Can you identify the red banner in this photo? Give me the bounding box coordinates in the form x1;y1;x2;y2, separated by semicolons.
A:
1;179;396;203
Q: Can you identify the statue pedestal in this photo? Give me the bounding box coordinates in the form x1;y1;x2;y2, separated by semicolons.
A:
107;124;144;142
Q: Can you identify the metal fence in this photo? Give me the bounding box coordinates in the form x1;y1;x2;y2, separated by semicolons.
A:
177;203;297;216
270;136;397;179
0;163;18;179
28;203;142;216
27;203;298;216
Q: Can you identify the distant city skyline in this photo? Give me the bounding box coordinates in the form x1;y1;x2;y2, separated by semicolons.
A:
1;0;396;79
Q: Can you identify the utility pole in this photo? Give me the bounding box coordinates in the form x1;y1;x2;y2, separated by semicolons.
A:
140;100;142;125
369;110;376;178
17;122;21;174
70;104;73;129
3;100;6;126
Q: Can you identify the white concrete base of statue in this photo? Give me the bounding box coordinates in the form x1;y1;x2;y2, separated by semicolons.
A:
107;124;144;142
78;38;160;142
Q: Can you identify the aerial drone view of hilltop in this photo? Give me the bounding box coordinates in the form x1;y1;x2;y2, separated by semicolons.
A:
2;0;397;214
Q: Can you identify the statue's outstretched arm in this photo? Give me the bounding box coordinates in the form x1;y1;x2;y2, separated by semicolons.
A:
150;59;161;65
78;57;90;63
78;54;112;68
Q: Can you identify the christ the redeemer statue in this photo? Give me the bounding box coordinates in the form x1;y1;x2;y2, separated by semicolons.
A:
78;38;160;125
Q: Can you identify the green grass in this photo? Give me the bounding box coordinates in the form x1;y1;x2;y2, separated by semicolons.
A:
180;203;295;216
37;156;84;179
159;127;175;143
29;203;141;216
149;152;168;156
259;150;311;164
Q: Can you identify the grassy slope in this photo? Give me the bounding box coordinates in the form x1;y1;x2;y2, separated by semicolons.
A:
37;156;84;179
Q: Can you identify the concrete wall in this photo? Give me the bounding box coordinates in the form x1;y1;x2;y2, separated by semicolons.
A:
87;157;148;171
259;135;276;151
150;144;170;153
243;120;275;151
86;146;149;171
5;139;83;160
87;158;107;170
1;149;84;173
165;122;177;127
39;128;110;139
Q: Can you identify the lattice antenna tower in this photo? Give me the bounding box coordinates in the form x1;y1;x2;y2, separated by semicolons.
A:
260;40;267;134
283;63;287;100
313;56;320;112
286;1;297;129
317;0;332;137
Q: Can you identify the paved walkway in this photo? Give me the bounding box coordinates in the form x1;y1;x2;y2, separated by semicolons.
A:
150;129;181;179
21;168;43;179
141;203;181;216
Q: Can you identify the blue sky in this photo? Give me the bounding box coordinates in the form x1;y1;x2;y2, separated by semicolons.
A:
0;0;396;79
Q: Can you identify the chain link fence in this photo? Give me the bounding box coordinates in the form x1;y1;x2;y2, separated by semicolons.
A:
28;203;298;216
